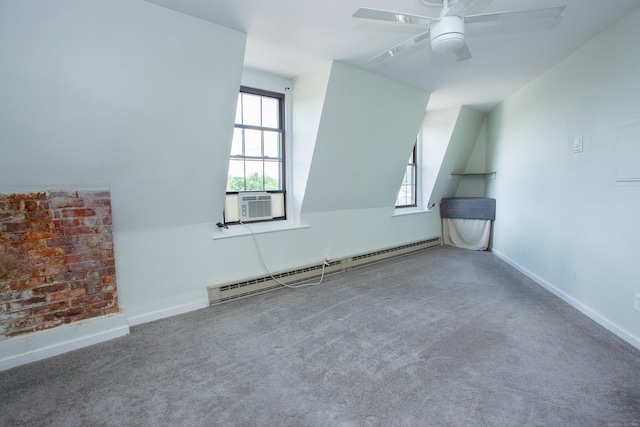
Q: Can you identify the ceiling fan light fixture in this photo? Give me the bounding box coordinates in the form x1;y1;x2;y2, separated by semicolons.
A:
430;15;465;54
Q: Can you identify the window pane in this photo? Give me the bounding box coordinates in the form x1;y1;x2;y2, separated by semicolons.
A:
245;160;265;191
227;159;246;191
396;144;417;207
263;131;280;158
245;129;262;157
242;93;261;126
264;160;281;190
262;97;279;129
226;87;286;223
230;128;243;156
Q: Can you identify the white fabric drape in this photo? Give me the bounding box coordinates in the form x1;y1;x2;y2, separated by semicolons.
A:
443;218;491;251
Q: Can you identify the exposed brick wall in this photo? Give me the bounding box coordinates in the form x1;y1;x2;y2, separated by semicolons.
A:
0;189;119;338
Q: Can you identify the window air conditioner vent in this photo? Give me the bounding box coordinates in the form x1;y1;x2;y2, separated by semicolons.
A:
239;192;272;222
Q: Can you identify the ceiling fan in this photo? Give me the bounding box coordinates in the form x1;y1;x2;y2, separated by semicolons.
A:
353;0;566;63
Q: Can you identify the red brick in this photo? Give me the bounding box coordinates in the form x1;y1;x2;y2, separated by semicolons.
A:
64;226;98;236
30;301;69;314
49;287;85;302
97;218;112;226
10;277;47;291
0;290;27;303
49;190;77;198
7;201;21;210
51;271;86;284
53;219;83;228
100;259;115;268
67;260;101;272
1;189;118;337
91;301;114;314
50;196;85;209
77;276;103;288
0;212;25;223
86;267;115;278
24;201;38;211
4;222;28;232
55;306;87;318
25;230;63;241
71;293;105;306
33;265;68;277
28;247;66;268
101;275;116;285
61;208;95;218
9;296;47;310
83;198;111;208
33;283;70;295
77;189;110;199
97;242;113;251
86;283;116;295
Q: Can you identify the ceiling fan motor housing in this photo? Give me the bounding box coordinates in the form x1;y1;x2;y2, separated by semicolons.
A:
430;15;465;53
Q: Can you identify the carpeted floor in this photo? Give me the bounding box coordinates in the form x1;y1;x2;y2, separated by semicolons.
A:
1;245;639;426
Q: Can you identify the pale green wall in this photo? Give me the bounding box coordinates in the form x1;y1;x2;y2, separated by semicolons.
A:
422;106;486;206
0;0;247;322
0;1;442;330
456;120;488;198
300;62;431;214
486;8;640;347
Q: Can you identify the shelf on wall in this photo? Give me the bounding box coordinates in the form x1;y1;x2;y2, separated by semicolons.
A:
449;172;496;179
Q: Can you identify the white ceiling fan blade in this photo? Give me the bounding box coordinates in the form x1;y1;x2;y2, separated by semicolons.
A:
353;8;433;26
446;0;482;17
465;6;566;25
454;43;472;62
369;29;431;63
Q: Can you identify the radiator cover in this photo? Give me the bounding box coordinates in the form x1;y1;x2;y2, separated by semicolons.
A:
208;237;441;305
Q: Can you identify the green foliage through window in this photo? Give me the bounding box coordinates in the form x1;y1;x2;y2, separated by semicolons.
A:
227;172;279;192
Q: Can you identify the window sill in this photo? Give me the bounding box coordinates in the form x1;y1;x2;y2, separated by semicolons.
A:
392;208;435;217
211;222;310;240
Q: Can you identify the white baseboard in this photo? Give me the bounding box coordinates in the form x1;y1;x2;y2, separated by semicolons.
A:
492;249;640;352
0;313;130;372
124;296;209;327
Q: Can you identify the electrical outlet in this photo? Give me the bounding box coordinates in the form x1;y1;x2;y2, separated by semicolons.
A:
324;248;330;262
635;293;640;313
573;136;583;153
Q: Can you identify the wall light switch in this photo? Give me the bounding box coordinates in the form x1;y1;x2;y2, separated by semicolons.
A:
573;136;583;153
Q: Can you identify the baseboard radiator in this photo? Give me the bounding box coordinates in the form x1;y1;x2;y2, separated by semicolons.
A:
208;237;441;306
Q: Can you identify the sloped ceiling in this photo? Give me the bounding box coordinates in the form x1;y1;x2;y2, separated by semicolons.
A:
144;0;640;111
294;62;430;214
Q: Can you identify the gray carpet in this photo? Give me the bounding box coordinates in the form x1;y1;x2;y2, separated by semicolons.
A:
1;245;639;426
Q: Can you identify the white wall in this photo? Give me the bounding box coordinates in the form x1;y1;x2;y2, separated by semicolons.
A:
0;0;247;323
422;107;486;206
299;62;431;214
0;1;443;338
486;8;640;347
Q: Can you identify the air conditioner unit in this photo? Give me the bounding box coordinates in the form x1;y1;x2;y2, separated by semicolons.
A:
239;192;273;222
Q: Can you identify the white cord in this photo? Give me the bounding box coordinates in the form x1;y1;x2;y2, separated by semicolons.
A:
239;221;328;288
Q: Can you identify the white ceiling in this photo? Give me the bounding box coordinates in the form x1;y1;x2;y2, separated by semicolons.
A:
144;0;640;111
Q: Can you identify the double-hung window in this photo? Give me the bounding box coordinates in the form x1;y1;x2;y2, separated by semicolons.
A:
224;86;286;224
396;143;417;208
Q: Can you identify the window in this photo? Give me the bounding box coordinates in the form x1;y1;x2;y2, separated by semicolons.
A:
224;87;286;224
396;143;417;208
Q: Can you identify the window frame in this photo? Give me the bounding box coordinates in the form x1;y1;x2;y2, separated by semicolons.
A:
224;86;287;225
395;142;418;209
